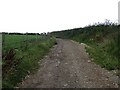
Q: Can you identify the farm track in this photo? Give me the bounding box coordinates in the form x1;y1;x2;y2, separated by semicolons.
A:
19;39;118;88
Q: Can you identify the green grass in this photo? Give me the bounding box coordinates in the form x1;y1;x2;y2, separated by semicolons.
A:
77;34;119;70
85;44;119;70
2;34;56;88
84;31;119;70
3;34;44;53
51;25;119;71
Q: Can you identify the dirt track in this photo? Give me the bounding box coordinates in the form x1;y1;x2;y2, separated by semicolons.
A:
19;39;118;88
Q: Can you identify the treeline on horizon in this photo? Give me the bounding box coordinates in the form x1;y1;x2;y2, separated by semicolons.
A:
1;32;48;35
51;20;119;38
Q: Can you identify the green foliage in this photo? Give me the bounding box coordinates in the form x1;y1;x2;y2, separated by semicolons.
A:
2;34;56;88
86;45;119;70
51;25;119;71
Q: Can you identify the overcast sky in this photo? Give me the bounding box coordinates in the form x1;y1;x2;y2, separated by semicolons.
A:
0;0;119;33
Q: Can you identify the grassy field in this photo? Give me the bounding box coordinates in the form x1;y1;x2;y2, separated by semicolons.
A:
2;34;56;88
51;24;119;71
3;34;43;52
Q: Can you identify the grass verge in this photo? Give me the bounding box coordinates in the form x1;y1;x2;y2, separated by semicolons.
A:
2;37;56;88
85;44;119;70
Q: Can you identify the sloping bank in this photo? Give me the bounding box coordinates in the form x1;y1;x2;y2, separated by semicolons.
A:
51;25;119;72
2;36;56;88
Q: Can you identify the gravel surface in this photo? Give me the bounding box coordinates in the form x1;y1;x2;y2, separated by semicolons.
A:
19;39;119;88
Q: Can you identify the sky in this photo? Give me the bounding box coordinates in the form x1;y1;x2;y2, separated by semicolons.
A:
0;0;119;33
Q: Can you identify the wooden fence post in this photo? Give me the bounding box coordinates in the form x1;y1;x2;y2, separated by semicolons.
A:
36;33;38;42
25;32;28;49
2;32;5;46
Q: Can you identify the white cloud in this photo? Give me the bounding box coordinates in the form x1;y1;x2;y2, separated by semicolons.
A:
0;0;119;33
